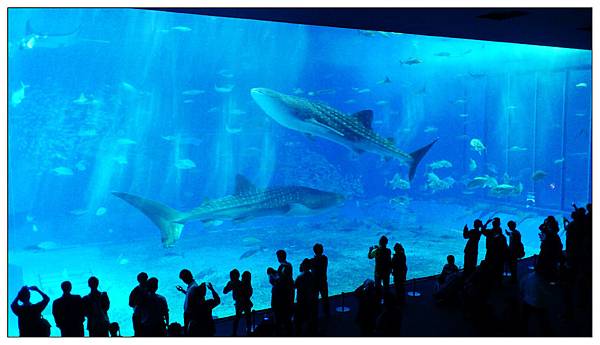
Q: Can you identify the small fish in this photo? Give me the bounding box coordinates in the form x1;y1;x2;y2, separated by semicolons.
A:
506;105;518;110
428;160;453;170
468;159;477;172
225;125;243;134
230;109;247;115
73;93;89;105
574;113;586;117
214;83;235;93
217;69;234;78
52;167;73;176
553;158;565;164
69;208;89;216
183;99;194;104
549;183;556;190
377;76;392;84
113;156;128;165
469;72;486;79
575;82;587;88
307;91;315;96
292;88;304;95
96;207;107;216
119;258;129;265
507;146;528;152
434;51;451;57
182;89;205;96
78;128;97;137
239;246;266;260
26;215;34;222
315;89;336;95
344;99;357;104
171;26;192;32
375;100;389;106
175;159;196;170
11;81;30;107
470;138;486;155
32;224;38;232
458;113;469;118
531;170;548;181
75;160;87;171
357;88;371;94
120;81;137;93
454;98;466;105
424;126;438;133
400;57;422;65
117;138;136;145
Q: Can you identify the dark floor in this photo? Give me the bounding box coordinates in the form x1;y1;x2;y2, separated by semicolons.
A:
213;256;592;336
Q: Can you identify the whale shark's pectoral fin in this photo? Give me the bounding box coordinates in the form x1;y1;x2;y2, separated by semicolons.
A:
307;118;345;137
235;174;257;195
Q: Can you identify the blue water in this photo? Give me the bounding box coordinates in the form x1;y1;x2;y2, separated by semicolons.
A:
8;8;591;336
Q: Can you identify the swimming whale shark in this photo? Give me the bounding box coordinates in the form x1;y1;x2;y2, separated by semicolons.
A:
251;88;438;181
18;20;109;50
113;175;344;247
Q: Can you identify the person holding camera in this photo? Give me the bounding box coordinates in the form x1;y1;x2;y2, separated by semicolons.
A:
368;235;392;299
11;285;51;336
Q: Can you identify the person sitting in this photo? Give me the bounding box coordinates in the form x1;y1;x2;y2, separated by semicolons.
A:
108;322;121;337
52;281;84;336
354;279;380;336
11;286;51;337
438;255;459;285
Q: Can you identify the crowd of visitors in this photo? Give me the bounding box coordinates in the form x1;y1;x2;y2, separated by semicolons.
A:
10;203;592;337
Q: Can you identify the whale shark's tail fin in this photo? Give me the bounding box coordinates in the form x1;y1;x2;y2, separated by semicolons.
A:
408;138;439;181
112;192;186;247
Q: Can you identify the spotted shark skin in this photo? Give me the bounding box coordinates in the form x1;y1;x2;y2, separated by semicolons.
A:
113;175;344;247
251;88;437;180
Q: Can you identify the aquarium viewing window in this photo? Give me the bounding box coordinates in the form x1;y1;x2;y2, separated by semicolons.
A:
7;8;592;337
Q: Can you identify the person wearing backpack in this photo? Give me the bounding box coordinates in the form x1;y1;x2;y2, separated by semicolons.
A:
82;276;110;337
506;220;525;284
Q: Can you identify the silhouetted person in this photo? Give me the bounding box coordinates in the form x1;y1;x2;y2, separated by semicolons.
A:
11;286;51;336
129;272;148;336
52;281;84;336
463;219;489;277
391;243;407;304
176;268;198;335
295;258;318;336
482;218;508;285
276;250;294;335
192;282;220;336
268;267;290;335
109;322;120;337
505;220;525;283
310;243;330;316
240;271;254;334
354;279;379;336
224;269;252;335
368;235;392;299
167;322;184;336
535;216;563;281
438;255;459;285
82;276;110;337
375;292;403;336
140;277;169;336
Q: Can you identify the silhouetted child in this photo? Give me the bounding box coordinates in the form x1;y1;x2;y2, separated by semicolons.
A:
391;243;407;304
438;255;459;285
368;235;392;300
167;322;184;336
505;220;525;283
128;272;147;336
52;281;84;336
310;243;330;316
82;276;110;337
11;285;51;336
108;322;120;337
224;269;253;335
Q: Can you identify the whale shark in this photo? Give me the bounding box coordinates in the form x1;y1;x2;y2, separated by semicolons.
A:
113;175;345;247
251;88;437;180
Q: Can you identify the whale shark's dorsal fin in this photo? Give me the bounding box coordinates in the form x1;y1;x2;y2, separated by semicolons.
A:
351;110;373;129
235;174;257;194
